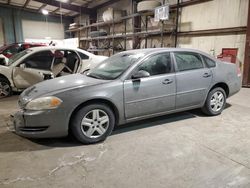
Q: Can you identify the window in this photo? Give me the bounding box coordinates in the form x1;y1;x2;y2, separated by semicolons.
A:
88;52;145;80
22;51;53;70
78;52;89;60
3;45;19;56
138;53;172;76
202;55;216;68
52;50;79;74
174;52;204;71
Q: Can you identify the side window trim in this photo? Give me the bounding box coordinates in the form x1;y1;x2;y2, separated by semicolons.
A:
126;52;174;80
77;51;89;60
201;55;216;68
18;50;53;70
173;51;205;72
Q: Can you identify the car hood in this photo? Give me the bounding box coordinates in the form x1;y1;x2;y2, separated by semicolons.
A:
19;73;109;106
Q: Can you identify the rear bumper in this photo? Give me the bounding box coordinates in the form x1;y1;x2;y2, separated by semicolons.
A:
13;109;68;138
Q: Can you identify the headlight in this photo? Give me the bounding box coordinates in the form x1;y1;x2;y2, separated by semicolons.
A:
25;96;63;110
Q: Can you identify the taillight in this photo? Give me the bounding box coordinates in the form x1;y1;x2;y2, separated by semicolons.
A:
237;67;241;77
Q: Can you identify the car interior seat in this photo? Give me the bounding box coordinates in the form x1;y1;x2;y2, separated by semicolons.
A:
64;53;79;73
51;57;66;77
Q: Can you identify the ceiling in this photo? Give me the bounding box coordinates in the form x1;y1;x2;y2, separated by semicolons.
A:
0;0;113;17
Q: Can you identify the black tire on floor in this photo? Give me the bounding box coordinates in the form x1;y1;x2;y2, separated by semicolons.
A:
202;87;226;116
0;78;12;98
70;103;115;144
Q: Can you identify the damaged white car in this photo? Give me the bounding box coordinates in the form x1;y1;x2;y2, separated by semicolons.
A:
0;47;107;98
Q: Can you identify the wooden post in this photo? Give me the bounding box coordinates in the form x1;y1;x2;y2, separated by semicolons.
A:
243;1;250;87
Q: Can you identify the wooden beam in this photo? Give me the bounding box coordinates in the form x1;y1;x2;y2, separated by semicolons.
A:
38;4;47;12
243;0;250;87
23;0;31;8
178;27;247;37
170;0;213;9
93;0;121;10
52;7;60;14
33;0;91;14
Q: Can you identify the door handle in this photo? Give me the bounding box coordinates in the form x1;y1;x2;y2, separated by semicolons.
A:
203;73;211;78
162;79;173;85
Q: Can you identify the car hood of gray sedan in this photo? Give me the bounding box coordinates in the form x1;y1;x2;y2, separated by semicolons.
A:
19;74;108;104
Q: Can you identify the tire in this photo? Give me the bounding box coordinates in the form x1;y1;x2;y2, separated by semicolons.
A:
70;103;115;144
137;1;161;12
89;31;107;38
0;78;12;99
202;87;226;116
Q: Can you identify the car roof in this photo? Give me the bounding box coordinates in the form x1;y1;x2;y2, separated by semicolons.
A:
26;46;95;57
122;48;216;60
123;48;206;54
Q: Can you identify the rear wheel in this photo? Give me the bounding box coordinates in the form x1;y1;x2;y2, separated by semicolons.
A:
202;87;226;116
0;78;12;99
71;103;115;144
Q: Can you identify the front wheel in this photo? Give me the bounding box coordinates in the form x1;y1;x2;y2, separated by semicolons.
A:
71;103;115;144
202;87;226;116
0;78;12;99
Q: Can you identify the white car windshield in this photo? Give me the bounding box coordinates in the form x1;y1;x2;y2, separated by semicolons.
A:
7;50;30;66
87;52;145;80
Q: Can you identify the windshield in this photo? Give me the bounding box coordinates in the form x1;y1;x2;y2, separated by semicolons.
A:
87;52;145;80
7;50;30;66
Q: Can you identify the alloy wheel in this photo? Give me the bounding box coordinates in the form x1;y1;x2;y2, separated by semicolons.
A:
0;81;11;98
210;91;225;112
80;109;109;139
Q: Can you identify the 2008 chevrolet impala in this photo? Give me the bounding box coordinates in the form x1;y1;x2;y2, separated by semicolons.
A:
14;48;241;144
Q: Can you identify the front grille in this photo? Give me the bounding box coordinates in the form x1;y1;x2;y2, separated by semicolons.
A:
18;126;48;132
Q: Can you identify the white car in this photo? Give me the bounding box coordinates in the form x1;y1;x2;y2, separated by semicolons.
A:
0;47;107;98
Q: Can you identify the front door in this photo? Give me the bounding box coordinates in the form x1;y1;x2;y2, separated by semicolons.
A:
173;51;212;109
124;52;176;119
12;51;53;89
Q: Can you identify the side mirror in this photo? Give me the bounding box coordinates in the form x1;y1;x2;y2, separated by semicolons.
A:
132;70;150;80
20;64;26;69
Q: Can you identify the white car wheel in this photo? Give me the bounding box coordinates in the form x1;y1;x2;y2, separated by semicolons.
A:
0;78;12;98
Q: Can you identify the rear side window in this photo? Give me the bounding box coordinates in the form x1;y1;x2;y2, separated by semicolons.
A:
202;55;216;68
174;52;204;71
78;52;89;60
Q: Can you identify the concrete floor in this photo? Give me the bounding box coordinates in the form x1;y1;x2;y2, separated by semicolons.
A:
0;89;250;188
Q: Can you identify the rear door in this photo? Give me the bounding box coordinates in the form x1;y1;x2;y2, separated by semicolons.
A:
76;51;91;72
12;51;53;89
123;52;176;119
173;51;212;109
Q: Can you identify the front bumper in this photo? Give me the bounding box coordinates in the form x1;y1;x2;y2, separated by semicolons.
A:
13;109;69;138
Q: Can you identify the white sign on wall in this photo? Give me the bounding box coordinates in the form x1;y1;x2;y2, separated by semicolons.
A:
154;5;169;22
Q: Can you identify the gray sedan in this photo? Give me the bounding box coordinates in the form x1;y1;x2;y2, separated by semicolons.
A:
14;48;241;144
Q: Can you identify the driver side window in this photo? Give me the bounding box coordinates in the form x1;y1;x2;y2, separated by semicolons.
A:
137;53;172;76
21;51;53;70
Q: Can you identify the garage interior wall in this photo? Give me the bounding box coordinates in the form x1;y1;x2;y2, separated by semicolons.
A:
0;6;72;44
0;17;4;46
22;20;65;40
177;0;248;71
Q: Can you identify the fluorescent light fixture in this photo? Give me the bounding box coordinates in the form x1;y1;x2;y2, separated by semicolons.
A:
42;9;49;15
57;0;68;3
